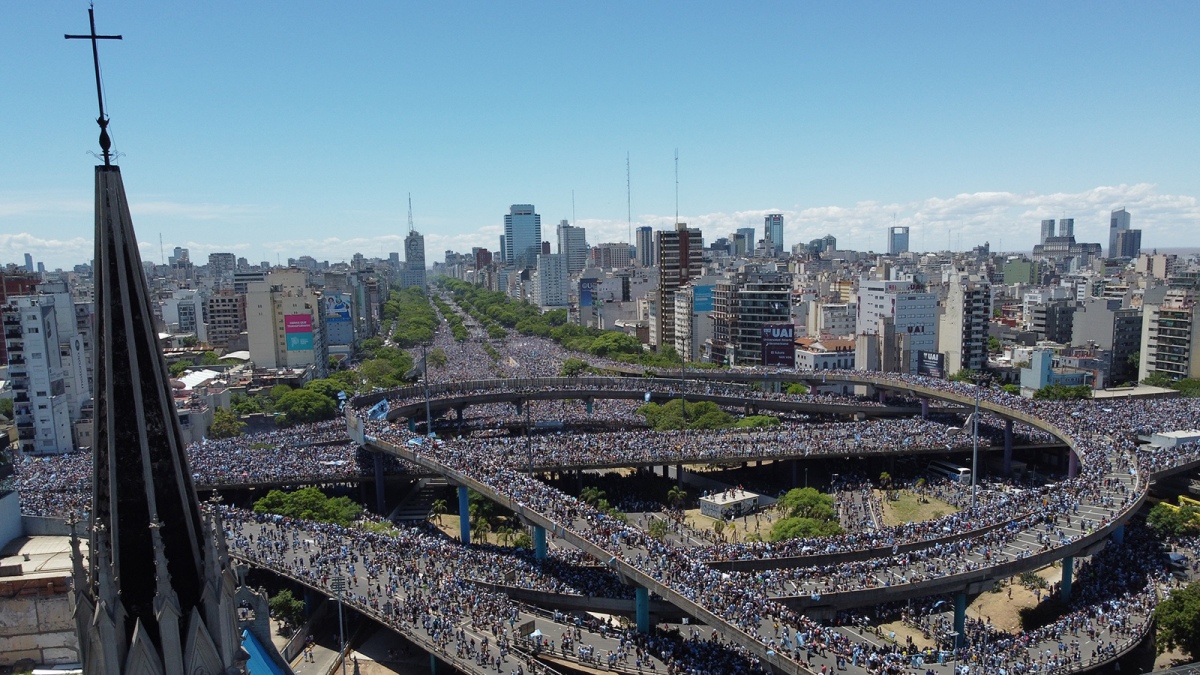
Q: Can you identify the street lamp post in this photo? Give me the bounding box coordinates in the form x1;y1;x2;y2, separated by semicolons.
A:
972;381;980;511
331;575;347;675
422;342;432;436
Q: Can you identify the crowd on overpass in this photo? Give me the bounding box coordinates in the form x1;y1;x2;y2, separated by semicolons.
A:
12;420;417;519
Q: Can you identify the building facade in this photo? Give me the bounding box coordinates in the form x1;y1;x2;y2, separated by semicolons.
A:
534;253;568;307
707;265;792;366
765;214;784;255
3;296;74;454
887;226;910;256
504;204;542;268
556;221;589;275
1139;289;1200;381
246;269;327;376
938;273;992;375
403;230;427;289
856;280;936;374
635;226;654;267
653;223;704;349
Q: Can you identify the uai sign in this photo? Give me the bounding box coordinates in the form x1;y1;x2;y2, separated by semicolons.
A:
760;323;795;368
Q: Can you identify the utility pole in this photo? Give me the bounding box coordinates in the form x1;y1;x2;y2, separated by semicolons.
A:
331;575;347;675
526;400;533;473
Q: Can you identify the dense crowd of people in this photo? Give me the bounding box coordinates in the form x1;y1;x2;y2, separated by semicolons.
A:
349;357;1200;674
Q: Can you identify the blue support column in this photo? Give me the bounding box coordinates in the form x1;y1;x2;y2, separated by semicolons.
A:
1061;556;1073;601
635;587;651;634
407;417;416;432
921;398;930;419
430;653;437;674
534;526;547;561
1112;523;1125;544
586;398;593;415
1003;419;1014;477
373;451;386;514
458;486;471;545
953;592;967;649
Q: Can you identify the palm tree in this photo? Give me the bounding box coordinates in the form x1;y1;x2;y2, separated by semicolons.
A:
429;499;448;526
475;519;492;545
496;526;513;547
667;486;688;509
580;486;606;506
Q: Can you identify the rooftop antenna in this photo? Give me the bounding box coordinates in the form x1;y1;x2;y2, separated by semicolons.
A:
674;149;680;225
407;193;414;233
626;152;631;243
65;6;123;166
572;189;576;226
159;233;164;265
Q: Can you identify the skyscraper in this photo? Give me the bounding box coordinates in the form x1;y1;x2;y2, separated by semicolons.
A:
764;214;784;254
654;223;704;348
1058;218;1074;238
504;204;541;268
1109;208;1131;258
736;227;757;256
24;253;34;272
1040;220;1055;246
556;220;589;275
635;226;655;267
887;226;910;256
403;230;427;289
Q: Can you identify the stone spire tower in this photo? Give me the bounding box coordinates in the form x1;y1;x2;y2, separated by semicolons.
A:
66;9;247;674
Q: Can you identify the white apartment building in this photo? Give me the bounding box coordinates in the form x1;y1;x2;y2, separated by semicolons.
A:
534;253;568;307
856;280;937;374
246;269;327;377
3;296;74;454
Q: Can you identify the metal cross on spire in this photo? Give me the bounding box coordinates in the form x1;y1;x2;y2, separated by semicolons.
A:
65;7;122;165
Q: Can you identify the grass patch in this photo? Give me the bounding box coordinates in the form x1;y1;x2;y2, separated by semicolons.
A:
878;489;960;526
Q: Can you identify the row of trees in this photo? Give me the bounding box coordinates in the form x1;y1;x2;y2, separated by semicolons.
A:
252;486;362;526
384;287;439;348
430;295;469;341
636;399;781;431
769;487;844;541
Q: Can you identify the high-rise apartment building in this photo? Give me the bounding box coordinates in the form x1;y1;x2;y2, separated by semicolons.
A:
888;226;910;256
403;229;427;289
1139;289;1200;381
672;275;720;362
534;253;568;307
208;252;237;280
653;223;704;348
246;269;327;376
1058;218;1074;239
556;220;590;275
1072;298;1142;384
204;291;247;349
504;204;542;268
0;269;39;364
1109;208;1131;258
707;265;792;366
938;272;992;374
1115;228;1142;259
856;280;936;374
3;296;75;454
593;243;632;270
635;226;655;267
765;214;784;255
736;227;757;257
1040;219;1056;246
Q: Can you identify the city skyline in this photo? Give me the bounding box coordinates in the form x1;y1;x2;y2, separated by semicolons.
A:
4;2;1199;268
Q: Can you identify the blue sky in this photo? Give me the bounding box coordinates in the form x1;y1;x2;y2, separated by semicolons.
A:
3;1;1198;269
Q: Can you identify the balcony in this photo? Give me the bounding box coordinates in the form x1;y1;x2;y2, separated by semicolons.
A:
5;330;20;339
8;357;24;365
12;395;29;404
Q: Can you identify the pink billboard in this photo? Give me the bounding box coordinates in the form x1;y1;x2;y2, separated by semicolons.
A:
284;314;312;333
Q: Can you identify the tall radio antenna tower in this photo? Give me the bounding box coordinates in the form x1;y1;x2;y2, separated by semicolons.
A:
626;152;631;243
674;149;679;225
407;193;414;233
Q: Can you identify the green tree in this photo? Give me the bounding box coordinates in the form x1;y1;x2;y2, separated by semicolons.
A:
1156;581;1200;658
1032;384;1092;400
0;398;12;420
269;384;294;402
580;486;606;506
429;499;448;526
949;369;978;383
169;360;192;377
428;348;448;369
711;519;725;540
199;350;222;366
181;335;200;347
304;378;343;402
648;518;670;540
274;388;337;424
666;486;688;509
769;516;843;541
987;336;1002;353
253;487;362;526
208;407;246;439
785;383;810;395
1147;502;1200;538
776;488;836;521
269;589;306;630
1001;383;1021;395
560;357;590;377
879;471;893;490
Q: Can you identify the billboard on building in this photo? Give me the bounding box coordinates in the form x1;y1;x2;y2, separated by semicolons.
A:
760;323;795;368
324;294;354;346
693;285;714;313
579;279;598;307
917;350;945;378
285;313;313;351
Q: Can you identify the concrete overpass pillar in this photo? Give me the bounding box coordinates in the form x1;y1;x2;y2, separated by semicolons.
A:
373;451;386;514
953;592;967;649
407;417;416;432
458;486;471;545
879;390;887;404
1061;556;1073;601
676;464;684;486
792;460;799;488
586;398;593;415
1112;523;1124;544
534;525;547;561
1003;419;1014;477
430;653;437;674
921;398;930;419
635;587;651;634
304;588;321;617
1068;449;1080;478
456;405;464;422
